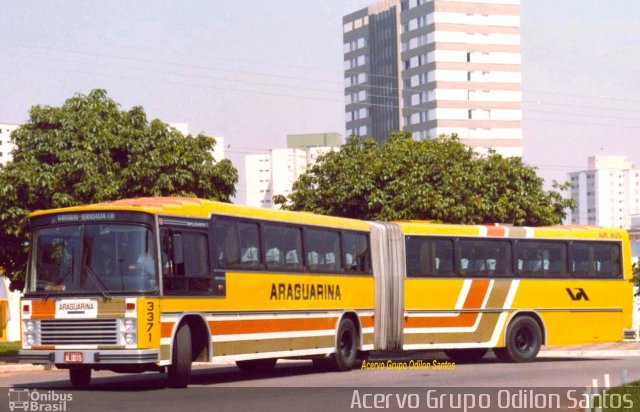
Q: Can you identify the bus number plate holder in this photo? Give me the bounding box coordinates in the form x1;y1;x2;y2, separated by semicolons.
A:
64;352;83;363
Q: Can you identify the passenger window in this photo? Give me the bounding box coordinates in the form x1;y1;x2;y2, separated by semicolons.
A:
459;239;511;276
406;237;454;277
214;219;261;269
515;241;567;277
570;242;621;278
343;232;371;274
263;224;303;270
304;228;341;272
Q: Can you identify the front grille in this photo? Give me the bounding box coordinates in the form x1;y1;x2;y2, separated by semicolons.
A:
40;319;118;345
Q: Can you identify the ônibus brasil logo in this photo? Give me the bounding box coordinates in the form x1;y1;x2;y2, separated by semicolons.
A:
8;389;73;411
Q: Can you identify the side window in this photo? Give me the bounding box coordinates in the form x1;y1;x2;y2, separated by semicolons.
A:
515;241;567;277
214;219;261;268
406;237;454;277
343;232;371;274
161;228;212;295
304;228;341;272
263;224;303;270
459;239;511;277
570;242;621;278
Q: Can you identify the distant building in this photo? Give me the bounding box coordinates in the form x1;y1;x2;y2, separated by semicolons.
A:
343;0;522;157
245;133;342;208
168;123;225;161
0;123;19;166
569;156;640;229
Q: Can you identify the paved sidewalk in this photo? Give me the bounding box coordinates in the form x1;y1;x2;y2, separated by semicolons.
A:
539;340;640;358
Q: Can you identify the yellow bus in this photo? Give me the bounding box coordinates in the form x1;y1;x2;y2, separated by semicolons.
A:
18;198;634;387
19;197;375;387
382;221;634;363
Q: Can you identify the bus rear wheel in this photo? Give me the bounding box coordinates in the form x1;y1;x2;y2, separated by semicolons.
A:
167;323;192;387
333;318;359;371
69;365;91;388
495;316;542;363
444;348;488;363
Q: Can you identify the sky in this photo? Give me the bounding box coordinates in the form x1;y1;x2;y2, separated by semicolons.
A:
1;0;639;204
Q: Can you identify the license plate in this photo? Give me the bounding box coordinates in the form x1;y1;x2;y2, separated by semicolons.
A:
64;352;84;363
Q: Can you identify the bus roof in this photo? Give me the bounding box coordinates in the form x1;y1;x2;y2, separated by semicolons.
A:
393;221;628;241
28;197;370;231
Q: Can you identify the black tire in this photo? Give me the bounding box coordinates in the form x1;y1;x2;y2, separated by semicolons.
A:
236;358;277;373
69;365;91;388
444;348;488;363
333;318;359;371
497;316;542;363
167;323;192;388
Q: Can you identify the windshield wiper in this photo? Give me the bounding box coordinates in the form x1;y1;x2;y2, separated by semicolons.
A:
82;265;113;300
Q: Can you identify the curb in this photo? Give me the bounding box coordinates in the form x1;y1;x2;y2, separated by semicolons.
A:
539;350;640;358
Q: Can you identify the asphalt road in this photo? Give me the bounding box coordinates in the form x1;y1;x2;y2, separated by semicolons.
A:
2;352;640;412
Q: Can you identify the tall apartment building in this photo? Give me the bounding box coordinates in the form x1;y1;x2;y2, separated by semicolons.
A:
245;133;342;209
0;123;19;166
343;0;522;156
569;156;640;229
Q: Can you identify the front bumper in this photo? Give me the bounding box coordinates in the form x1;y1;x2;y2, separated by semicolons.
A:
18;349;160;365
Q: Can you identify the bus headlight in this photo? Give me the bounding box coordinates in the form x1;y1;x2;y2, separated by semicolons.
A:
124;319;136;331
25;334;36;346
25;320;36;332
124;333;136;345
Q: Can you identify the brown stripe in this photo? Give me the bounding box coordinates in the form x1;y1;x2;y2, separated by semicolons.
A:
30;345;55;350
98;300;126;318
160;344;171;361
405;280;490;328
404;280;512;345
209;317;338;335
213;336;335;356
363;333;374;346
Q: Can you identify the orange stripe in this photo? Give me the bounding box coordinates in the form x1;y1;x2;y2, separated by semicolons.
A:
360;316;374;328
404;280;490;328
209;317;338;335
485;225;506;237
161;322;175;338
31;301;56;319
31;345;55;350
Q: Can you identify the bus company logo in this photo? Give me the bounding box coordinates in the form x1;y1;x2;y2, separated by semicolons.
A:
8;389;73;411
566;287;589;301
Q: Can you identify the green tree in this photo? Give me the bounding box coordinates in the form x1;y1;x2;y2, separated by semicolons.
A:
275;133;574;224
0;89;237;288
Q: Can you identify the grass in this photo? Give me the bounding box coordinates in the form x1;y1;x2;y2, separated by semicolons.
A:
0;340;21;357
599;381;640;412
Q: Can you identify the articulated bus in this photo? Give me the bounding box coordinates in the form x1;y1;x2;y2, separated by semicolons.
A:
18;198;634;387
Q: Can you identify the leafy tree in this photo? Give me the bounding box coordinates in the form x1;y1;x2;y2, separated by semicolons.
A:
275;133;574;225
0;89;237;288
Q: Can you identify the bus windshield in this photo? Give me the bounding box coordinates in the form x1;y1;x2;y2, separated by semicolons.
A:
28;224;158;295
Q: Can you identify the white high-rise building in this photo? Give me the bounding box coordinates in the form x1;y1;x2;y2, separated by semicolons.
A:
343;0;522;156
569;156;640;229
0;123;19;166
245;147;339;209
245;134;342;208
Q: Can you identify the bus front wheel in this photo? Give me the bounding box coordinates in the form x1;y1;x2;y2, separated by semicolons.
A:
167;323;192;387
69;365;91;388
495;316;542;363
